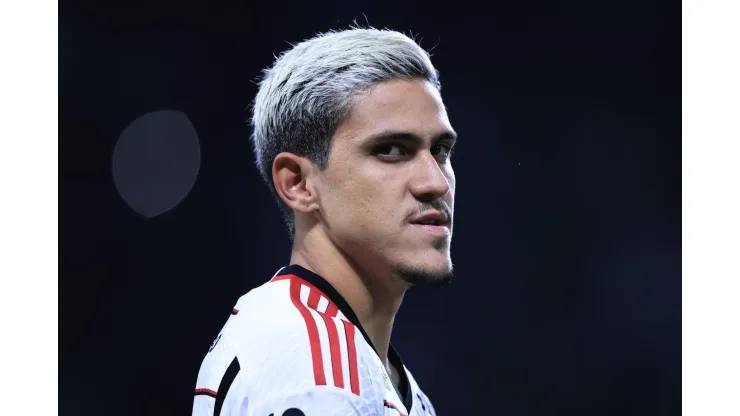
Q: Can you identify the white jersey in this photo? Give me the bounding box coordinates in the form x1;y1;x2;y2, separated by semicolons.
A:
192;265;437;416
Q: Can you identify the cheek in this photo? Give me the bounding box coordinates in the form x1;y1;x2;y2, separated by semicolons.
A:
323;168;374;228
328;172;401;235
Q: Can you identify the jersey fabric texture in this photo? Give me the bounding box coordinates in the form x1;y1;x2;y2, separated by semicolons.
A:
192;264;437;416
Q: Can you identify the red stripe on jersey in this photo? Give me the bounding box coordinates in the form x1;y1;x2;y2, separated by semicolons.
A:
288;276;338;315
289;278;327;386
281;274;356;393
307;288;321;310
194;388;217;398
307;286;343;388
325;302;339;317
319;312;344;388
277;274;339;316
343;320;361;395
305;284;345;389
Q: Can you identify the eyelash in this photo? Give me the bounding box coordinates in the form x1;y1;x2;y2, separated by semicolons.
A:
433;144;454;158
375;143;453;161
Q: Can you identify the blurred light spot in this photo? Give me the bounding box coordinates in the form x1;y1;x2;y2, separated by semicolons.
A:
112;110;201;218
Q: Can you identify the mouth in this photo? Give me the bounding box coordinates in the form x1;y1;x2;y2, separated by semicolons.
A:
411;217;447;226
409;211;451;236
410;222;450;237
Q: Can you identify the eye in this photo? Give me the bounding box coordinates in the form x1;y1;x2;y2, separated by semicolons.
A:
432;144;453;159
375;143;407;158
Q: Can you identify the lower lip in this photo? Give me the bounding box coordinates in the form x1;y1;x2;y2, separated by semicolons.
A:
411;224;450;236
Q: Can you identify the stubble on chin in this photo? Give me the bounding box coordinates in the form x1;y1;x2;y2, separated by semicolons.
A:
391;259;454;288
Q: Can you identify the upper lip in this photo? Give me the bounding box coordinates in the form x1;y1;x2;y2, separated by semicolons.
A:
410;210;450;226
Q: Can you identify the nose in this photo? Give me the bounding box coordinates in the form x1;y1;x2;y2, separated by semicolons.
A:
409;152;451;202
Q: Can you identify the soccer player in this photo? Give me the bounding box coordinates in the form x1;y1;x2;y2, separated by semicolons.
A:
193;26;456;416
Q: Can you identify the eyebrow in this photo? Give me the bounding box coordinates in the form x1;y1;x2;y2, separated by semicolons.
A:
363;129;458;148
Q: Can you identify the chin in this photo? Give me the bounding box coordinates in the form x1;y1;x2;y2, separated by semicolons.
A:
391;256;454;288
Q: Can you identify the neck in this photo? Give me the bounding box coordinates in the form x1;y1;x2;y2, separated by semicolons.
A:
290;226;406;371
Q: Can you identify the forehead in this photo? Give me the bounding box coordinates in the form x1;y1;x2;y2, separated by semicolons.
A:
335;78;453;144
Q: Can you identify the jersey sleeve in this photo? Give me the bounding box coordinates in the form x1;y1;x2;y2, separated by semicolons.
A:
244;386;381;416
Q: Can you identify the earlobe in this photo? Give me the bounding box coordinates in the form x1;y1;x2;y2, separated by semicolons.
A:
272;153;317;214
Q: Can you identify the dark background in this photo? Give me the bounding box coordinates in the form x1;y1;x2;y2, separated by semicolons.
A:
59;1;681;415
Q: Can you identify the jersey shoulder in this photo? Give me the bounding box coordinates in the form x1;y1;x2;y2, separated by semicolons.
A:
194;277;317;392
193;272;384;414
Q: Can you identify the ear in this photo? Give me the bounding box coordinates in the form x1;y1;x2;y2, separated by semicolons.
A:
272;152;321;214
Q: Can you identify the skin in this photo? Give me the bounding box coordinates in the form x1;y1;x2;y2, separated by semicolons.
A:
272;77;456;388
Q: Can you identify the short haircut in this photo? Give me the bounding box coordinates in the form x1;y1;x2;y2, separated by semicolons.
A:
249;26;441;237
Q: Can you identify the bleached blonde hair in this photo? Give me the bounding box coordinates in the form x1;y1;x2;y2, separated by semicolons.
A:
249;26;441;236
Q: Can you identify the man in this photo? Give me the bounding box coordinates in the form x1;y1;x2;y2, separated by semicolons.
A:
193;26;456;416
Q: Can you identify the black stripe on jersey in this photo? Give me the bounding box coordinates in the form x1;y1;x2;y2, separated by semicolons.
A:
213;357;240;416
389;346;413;411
